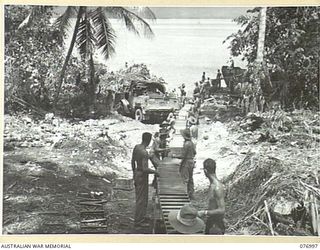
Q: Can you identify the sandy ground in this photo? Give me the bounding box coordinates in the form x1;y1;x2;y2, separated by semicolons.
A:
3;111;238;234
4;107;319;235
2;113;158;234
193;120;246;190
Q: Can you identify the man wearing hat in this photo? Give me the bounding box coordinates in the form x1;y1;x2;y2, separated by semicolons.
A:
159;121;170;159
197;158;225;234
187;115;198;141
168;204;205;234
180;128;197;199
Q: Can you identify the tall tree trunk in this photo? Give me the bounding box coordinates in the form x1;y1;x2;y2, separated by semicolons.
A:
251;7;270;112
53;7;83;107
256;7;267;64
89;53;96;108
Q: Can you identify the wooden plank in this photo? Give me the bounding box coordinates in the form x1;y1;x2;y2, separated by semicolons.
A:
159;195;187;198
161;206;185;209
81;225;108;229
159;190;186;195
158;186;186;191
79;198;101;202
80;210;105;214
160;199;189;202
158;182;185;186
159;194;189;197
79;202;103;207
81;218;107;223
159;196;189;198
162;208;183;212
159;197;189;200
38;211;68;216
160;203;189;206
94;200;108;205
160;190;188;195
160;199;189;203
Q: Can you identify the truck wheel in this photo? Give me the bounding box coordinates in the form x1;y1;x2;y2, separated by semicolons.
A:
135;109;143;121
116;103;124;115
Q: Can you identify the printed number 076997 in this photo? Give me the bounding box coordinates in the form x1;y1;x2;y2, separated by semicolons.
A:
300;244;319;248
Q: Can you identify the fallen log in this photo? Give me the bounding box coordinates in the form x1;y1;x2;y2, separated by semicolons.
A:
79;202;103;207
38;211;68;216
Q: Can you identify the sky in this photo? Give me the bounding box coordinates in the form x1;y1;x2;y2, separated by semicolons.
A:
150;7;249;19
53;6;249;19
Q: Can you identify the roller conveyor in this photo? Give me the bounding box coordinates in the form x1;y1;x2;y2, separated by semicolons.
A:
155;139;190;234
152;103;195;234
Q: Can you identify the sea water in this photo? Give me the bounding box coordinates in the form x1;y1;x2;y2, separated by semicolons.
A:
104;19;246;94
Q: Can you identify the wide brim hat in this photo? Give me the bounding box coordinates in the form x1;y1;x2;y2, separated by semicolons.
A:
160;121;170;127
168;210;205;234
180;128;191;139
188;116;197;125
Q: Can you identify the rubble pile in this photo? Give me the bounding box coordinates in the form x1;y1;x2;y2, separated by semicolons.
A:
4;113;157;178
3;112;158;234
224;109;320;236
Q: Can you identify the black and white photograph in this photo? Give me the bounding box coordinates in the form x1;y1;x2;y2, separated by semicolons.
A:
2;5;320;237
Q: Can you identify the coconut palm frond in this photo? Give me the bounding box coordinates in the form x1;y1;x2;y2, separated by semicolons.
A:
122;12;140;36
106;7;154;38
18;5;50;29
76;10;96;60
130;7;156;20
18;13;32;29
122;7;155;38
54;6;77;38
91;7;116;60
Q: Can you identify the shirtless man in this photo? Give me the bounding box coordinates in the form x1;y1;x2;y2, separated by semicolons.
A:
216;69;222;89
197;158;226;234
131;132;159;227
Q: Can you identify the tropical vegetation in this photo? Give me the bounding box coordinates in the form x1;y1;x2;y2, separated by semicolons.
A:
4;5;155;117
225;7;319;109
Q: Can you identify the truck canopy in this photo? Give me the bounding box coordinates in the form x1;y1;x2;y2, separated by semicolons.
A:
131;80;166;95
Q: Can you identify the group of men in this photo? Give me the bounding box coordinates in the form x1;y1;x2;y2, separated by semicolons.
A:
131;126;225;235
193;70;222;102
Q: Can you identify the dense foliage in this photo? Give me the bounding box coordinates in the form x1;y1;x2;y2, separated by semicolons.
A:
5;6;64;112
4;5;155;118
225;7;319;108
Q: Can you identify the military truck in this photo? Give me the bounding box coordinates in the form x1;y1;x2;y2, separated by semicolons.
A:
115;80;180;123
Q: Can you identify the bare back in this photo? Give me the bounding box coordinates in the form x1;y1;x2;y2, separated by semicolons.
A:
132;144;156;175
132;144;148;172
207;181;225;215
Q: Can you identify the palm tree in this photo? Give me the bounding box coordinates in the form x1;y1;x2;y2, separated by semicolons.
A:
256;7;267;64
53;6;155;105
19;6;156;106
250;7;270;112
